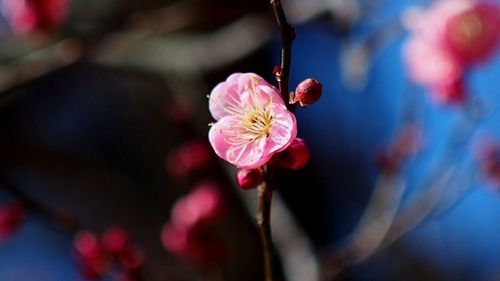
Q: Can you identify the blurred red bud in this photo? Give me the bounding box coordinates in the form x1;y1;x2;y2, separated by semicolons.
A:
430;77;467;104
117;245;144;271
171;182;225;228
74;230;110;280
162;182;227;265
445;3;500;64
2;0;69;34
166;140;211;181
101;227;129;255
0;202;25;240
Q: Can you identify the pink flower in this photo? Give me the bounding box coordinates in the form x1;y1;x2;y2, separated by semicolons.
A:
402;0;471;86
403;36;463;88
402;0;500;104
208;73;297;169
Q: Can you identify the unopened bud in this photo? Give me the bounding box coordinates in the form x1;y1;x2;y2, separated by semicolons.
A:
236;168;264;190
291;78;323;107
276;138;310;170
0;202;25;240
101;227;129;254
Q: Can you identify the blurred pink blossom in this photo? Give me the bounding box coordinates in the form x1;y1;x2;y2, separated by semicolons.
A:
1;0;69;34
208;73;297;169
170;182;225;229
162;182;227;265
166;140;211;181
402;0;500;104
74;227;144;280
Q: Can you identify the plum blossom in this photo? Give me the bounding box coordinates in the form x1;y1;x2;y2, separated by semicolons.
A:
208;73;297;169
402;0;500;104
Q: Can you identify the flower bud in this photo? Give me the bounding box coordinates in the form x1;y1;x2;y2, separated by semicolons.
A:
101;227;129;254
117;245;144;271
291;79;323;107
444;3;500;64
0;202;25;240
170;182;225;228
74;230;109;279
166;140;211;181
236;168;264;190
276;138;310;170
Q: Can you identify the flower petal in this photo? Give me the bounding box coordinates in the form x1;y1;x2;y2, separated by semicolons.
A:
208;73;245;120
266;105;297;154
236;73;284;107
208;116;271;169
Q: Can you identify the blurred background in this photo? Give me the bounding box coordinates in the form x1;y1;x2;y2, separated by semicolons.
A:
1;0;500;280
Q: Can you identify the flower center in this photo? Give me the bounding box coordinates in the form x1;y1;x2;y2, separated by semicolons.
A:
241;108;273;139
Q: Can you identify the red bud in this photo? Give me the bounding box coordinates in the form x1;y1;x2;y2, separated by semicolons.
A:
292;79;323;107
236;168;264;190
276;138;310;170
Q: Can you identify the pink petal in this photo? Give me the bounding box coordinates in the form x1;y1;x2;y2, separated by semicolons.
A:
209;82;242;121
208;73;246;121
208;116;271;169
226;72;243;84
404;37;462;86
235;73;269;93
266;105;297;154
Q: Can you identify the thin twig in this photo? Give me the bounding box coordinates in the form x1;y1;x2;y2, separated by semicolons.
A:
0;39;82;97
1;175;80;233
253;1;297;280
321;108;479;280
270;0;296;111
256;177;276;281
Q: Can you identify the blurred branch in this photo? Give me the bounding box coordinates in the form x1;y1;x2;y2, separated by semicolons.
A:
0;39;82;97
379;165;457;248
128;1;199;34
342;173;407;263
94;13;272;74
320;110;479;280
1;175;80;233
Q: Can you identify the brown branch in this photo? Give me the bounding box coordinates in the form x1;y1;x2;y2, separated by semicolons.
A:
256;177;275;281
253;1;297;280
270;0;296;112
1;175;80;233
0;39;82;97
